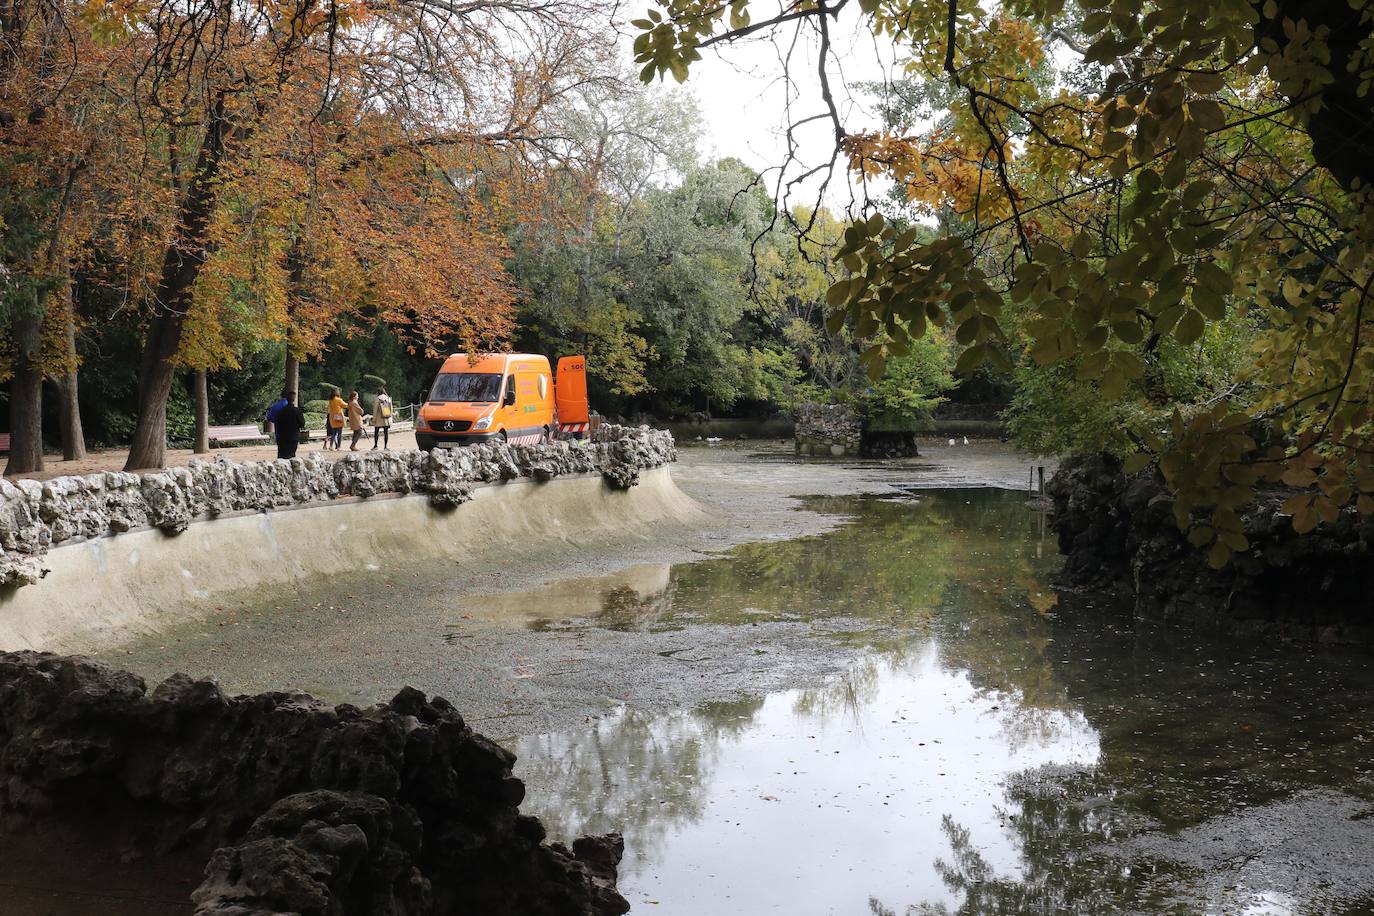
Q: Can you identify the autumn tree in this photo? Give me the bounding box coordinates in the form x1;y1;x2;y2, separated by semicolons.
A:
0;0;129;471
54;0;614;470
634;0;1374;564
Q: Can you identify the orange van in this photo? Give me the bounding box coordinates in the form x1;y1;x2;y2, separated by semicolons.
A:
416;353;555;449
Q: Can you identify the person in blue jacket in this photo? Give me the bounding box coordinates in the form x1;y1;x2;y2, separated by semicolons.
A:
265;389;306;459
264;389;289;433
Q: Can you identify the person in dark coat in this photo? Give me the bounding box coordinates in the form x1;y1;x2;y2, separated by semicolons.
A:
264;389;289;436
272;391;307;460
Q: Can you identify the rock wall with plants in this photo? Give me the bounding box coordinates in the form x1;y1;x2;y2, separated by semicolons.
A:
1047;455;1374;642
0;425;675;588
794;403;862;457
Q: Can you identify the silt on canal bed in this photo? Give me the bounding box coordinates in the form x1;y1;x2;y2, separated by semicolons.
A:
107;478;1374;915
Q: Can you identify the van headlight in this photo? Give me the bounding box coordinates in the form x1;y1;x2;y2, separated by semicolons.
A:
416;414;429;430
473;416;492;430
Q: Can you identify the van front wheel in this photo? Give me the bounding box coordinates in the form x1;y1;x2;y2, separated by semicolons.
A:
498;430;507;443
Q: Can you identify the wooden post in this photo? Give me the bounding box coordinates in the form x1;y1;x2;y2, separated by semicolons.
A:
1038;465;1046;496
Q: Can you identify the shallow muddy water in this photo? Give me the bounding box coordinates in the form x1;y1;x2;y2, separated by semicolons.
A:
101;461;1374;916
505;489;1374;915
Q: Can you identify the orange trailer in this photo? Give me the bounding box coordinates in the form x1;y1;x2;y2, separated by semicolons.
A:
415;353;590;450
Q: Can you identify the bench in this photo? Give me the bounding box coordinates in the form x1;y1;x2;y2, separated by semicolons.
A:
0;433;9;453
207;424;270;446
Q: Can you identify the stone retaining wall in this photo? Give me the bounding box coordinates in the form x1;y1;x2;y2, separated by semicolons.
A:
0;425;674;589
793;403;862;458
1047;454;1374;642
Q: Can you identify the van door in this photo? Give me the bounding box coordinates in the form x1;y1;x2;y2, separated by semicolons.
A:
556;355;589;435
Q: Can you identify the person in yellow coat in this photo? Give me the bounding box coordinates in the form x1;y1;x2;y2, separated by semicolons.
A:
325;389;347;450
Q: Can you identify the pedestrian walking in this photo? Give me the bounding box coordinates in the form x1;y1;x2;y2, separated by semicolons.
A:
326;388;346;450
348;390;365;451
271;391;307;460
264;389;289;438
372;386;393;450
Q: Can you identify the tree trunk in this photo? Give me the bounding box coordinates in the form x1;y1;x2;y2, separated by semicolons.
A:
193;369;209;454
4;314;44;475
55;373;84;462
125;315;180;470
125;94;234;472
54;278;86;461
282;234;307;399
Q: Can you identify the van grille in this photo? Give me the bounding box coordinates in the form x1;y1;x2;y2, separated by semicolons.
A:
434;419;471;432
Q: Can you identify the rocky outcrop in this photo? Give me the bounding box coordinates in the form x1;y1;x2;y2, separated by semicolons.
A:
1047;454;1374;641
0;651;629;915
794;404;862;458
0;425;675;589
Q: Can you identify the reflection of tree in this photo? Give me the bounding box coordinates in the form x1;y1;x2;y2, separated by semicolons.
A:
520;490;1090;890
873;771;1164;915
514;694;767;866
792;656;883;722
596;579;678;631
880;605;1374;914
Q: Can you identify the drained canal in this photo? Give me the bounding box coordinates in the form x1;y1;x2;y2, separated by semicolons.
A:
105;465;1374;915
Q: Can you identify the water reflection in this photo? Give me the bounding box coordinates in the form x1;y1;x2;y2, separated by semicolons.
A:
514;489;1374;914
520;645;1098;914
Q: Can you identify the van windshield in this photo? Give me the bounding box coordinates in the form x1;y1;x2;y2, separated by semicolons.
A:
430;372;502;402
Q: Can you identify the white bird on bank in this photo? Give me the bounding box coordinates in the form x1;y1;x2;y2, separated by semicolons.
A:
948;438;956;447
963;436;969;445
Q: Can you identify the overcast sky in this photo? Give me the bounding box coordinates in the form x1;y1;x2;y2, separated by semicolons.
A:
666;6;901;212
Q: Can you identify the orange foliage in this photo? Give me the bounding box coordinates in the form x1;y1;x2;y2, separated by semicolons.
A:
844;129;1016;221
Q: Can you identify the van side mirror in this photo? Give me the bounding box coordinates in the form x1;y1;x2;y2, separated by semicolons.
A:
503;384;516;406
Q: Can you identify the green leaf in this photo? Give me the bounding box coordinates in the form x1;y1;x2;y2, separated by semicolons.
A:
1100;366;1127;399
1175;308;1205;344
1182;179;1214;206
1124;453;1153;474
1112;319;1145;343
1187;525;1215;547
1081;10;1111;33
954;344;986;375
1109;151;1130;179
1187;71;1225;94
1194;286;1227;320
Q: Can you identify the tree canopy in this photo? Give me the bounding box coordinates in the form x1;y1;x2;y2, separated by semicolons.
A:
634;0;1374;564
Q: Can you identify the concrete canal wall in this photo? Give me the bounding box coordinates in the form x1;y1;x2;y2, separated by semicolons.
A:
0;426;698;653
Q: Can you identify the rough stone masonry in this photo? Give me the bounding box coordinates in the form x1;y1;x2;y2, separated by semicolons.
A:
0;650;631;915
0;424;675;589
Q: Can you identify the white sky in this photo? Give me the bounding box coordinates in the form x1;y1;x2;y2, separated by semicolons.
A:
647;4;902;212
